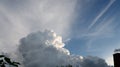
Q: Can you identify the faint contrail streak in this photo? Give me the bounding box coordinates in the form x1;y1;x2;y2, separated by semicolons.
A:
88;0;116;29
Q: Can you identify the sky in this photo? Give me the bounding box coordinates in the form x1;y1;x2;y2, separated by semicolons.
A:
65;0;120;65
0;0;120;66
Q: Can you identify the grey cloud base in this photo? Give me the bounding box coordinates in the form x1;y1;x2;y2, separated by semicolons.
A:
18;30;109;67
80;56;109;67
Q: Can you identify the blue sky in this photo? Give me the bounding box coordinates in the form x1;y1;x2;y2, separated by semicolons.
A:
0;0;120;66
65;0;120;65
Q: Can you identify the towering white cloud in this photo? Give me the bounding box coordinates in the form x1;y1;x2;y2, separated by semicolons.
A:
19;30;77;67
18;30;110;67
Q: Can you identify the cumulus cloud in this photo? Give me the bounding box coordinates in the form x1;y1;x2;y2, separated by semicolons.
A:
19;30;73;67
18;30;109;67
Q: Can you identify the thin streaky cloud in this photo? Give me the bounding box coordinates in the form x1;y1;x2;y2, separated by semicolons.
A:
88;0;116;29
86;18;115;53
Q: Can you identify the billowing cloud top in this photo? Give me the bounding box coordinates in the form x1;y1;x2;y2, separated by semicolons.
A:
18;30;109;67
19;30;72;67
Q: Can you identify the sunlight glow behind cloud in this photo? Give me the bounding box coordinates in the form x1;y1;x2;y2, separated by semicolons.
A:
0;0;77;53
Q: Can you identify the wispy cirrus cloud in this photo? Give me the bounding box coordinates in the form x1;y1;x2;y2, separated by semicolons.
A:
85;18;116;65
88;0;116;29
86;17;115;50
